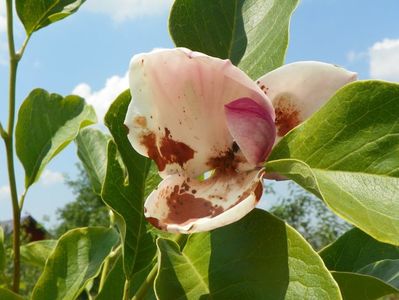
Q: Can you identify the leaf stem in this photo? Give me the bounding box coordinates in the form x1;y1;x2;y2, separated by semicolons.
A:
131;263;157;300
131;234;186;300
5;0;22;292
123;279;131;300
98;256;111;292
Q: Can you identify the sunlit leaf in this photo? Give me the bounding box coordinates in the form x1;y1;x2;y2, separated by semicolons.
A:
76;128;110;194
20;240;57;268
16;0;85;34
331;272;397;300
31;227;119;300
156;209;341;299
268;81;399;245
16;88;96;188
319;228;399;299
0;288;24;300
96;256;125;300
169;0;298;78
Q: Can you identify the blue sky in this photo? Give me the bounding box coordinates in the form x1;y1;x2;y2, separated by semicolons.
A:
0;0;398;226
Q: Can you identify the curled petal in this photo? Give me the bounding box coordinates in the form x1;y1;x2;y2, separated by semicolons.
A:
144;169;264;233
257;61;357;139
124;48;273;178
225;98;276;165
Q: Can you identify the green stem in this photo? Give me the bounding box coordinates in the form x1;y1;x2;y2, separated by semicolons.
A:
98;257;111;292
0;122;7;139
98;210;117;292
131;264;157;300
5;0;22;293
131;234;186;300
123;280;131;300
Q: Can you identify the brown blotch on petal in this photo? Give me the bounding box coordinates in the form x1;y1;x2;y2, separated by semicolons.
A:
140;128;195;172
141;132;166;171
165;185;224;225
146;217;165;230
254;182;263;201
274;94;301;136
207;143;242;173
134;116;147;127
159;128;195;168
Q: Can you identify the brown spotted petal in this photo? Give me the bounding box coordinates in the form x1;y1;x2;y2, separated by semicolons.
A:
124;48;274;178
144;169;264;233
257;61;357;141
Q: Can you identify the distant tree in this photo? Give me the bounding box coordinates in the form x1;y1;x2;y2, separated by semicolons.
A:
270;182;351;250
54;164;109;237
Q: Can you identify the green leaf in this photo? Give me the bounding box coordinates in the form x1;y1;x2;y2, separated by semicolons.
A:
268;81;399;245
20;240;57;268
16;88;96;188
76;128;110;194
319;228;399;298
96;256;125;300
358;260;399;289
331;272;397;300
103;90;159;280
0;288;24;300
169;0;298;78
0;227;4;273
320;228;399;272
31;227;119;300
156;209;341;299
16;0;85;34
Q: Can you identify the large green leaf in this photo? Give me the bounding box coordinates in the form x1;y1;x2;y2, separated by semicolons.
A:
319;228;399;298
156;209;341;299
76;128;110;194
31;227;119;300
103;90;159;281
16;88;96;188
331;272;397;300
20;240;57;268
169;0;298;78
0;288;24;300
268;81;399;245
16;0;85;34
0;227;4;273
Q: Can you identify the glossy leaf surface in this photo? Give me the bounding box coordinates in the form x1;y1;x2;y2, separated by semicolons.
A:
268;81;399;245
156;209;341;299
16;88;96;188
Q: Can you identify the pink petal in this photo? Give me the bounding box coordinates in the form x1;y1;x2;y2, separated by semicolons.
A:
144;169;264;233
225;98;276;165
257;61;357;140
124;48;274;178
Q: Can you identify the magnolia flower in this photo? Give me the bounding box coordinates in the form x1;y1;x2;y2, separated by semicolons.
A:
124;48;356;233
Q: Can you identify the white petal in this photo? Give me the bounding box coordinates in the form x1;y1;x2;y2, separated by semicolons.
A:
257;61;357;139
144;169;264;233
124;48;274;178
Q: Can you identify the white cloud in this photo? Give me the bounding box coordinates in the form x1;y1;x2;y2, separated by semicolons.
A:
369;38;399;82
0;185;10;201
39;170;64;186
346;50;368;64
72;72;128;123
84;0;174;22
